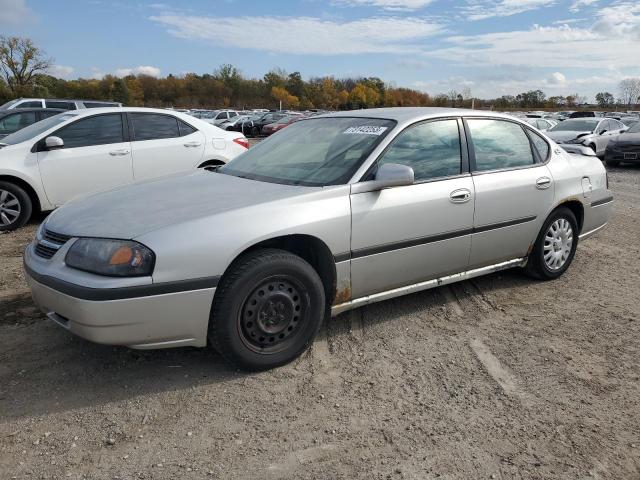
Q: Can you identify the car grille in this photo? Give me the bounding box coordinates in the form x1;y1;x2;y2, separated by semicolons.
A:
34;229;72;259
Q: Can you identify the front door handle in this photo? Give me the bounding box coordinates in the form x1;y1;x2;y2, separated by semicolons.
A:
184;141;202;148
450;188;472;203
536;177;552;189
109;149;130;156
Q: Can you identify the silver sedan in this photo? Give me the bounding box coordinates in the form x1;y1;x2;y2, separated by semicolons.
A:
24;108;613;370
547;117;627;156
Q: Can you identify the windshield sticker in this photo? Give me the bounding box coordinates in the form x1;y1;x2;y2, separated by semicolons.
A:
343;126;388;136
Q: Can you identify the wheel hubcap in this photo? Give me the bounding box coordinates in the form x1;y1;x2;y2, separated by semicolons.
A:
239;277;305;352
543;218;574;271
0;189;21;226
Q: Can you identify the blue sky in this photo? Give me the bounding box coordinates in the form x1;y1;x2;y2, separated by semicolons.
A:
1;0;639;100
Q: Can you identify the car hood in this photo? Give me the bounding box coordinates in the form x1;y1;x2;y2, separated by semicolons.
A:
547;130;592;142
45;171;316;239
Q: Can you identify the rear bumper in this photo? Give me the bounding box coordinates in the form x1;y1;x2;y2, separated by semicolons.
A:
605;149;640;163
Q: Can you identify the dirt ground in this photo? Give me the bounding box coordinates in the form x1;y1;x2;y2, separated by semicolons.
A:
0;165;639;480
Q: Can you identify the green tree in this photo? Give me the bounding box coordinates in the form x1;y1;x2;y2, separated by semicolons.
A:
0;36;52;96
111;78;129;104
595;92;615;108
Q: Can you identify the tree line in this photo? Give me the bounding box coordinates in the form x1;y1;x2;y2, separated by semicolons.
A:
1;36;639;111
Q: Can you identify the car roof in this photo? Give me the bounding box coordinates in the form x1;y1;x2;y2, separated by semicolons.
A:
316;107;516;124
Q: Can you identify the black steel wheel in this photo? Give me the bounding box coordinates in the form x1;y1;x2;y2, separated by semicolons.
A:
238;276;308;354
208;248;325;371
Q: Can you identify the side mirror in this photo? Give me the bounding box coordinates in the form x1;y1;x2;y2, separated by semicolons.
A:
599;130;607;135
351;163;414;194
45;136;64;150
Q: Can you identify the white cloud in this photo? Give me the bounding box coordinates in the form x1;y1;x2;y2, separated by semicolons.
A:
430;3;640;69
0;0;31;24
570;0;598;12
547;72;566;84
413;72;623;101
150;15;444;55
336;0;435;10
462;0;556;20
114;65;162;77
48;65;74;79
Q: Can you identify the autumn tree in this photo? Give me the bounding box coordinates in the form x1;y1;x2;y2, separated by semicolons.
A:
0;36;52;96
271;86;299;109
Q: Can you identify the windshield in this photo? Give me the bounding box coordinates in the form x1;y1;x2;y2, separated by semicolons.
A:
0;112;77;145
0;99;21;110
220;117;396;186
550;119;599;132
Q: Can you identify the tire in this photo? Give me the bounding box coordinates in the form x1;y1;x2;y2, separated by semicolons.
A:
524;207;578;280
605;159;620;167
589;143;597;154
0;181;32;231
208;248;326;371
252;126;260;137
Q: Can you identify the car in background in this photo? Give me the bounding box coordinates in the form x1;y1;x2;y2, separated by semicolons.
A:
547;118;627;156
200;110;240;127
620;115;639;127
0;107;248;230
261;115;304;136
218;114;252;131
1;98;122;110
604;121;640;166
569;111;597;119
246;112;289;137
22;108;612;371
0;108;64;139
524;118;557;131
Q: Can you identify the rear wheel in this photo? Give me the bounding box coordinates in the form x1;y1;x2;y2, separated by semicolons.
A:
0;182;32;231
524;207;578;280
209;248;326;371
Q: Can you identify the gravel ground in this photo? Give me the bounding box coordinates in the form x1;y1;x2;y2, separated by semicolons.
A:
0;165;639;480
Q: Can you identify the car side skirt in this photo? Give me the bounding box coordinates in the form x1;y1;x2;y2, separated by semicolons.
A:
330;257;527;316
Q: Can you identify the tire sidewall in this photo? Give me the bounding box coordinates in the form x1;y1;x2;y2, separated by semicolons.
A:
533;208;579;279
210;250;325;370
0;181;32;231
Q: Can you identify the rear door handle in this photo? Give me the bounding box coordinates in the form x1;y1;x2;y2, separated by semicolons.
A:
109;149;130;156
450;188;472;203
184;141;202;148
536;177;552;189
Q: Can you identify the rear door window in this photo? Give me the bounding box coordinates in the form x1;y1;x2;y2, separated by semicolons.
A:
131;113;180;141
54;114;125;148
467;119;535;172
178;119;197;136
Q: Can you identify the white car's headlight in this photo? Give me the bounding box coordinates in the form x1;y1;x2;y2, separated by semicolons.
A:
65;239;155;277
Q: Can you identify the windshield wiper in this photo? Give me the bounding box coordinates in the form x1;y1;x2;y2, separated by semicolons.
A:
0;143;8;148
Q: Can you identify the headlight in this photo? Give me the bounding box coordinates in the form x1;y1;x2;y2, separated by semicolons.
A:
65;239;155;277
566;137;586;144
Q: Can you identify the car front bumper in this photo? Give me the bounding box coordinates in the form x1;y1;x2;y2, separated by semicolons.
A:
24;244;216;349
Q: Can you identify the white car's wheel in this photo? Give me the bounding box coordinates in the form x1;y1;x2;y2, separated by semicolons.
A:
0;182;32;231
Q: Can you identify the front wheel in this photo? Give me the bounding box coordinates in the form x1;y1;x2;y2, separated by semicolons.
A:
0;181;32;231
524;207;578;280
208;248;326;371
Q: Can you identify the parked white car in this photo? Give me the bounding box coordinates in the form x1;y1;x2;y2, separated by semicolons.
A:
0;107;248;230
201;110;240;127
